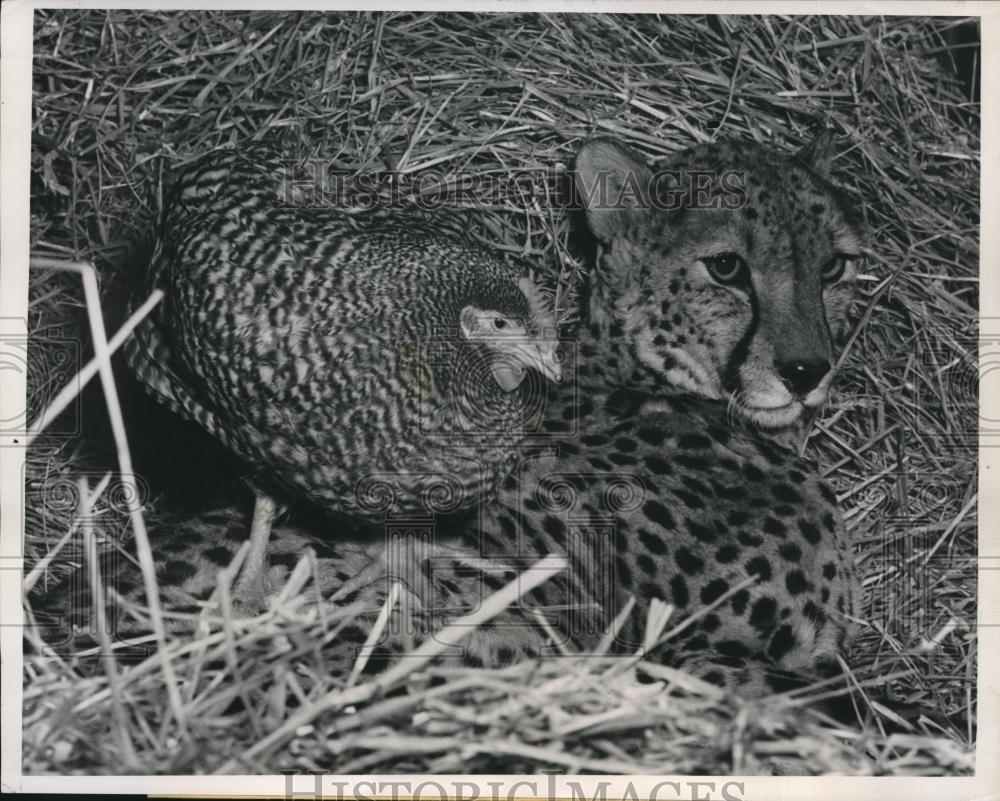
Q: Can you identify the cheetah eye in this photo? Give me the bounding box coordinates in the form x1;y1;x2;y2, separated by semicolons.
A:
492;318;508;330
821;254;852;284
703;253;748;285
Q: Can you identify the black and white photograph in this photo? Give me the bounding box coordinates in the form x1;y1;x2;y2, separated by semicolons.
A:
0;2;991;792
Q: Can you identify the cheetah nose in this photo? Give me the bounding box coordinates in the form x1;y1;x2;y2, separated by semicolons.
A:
775;358;831;396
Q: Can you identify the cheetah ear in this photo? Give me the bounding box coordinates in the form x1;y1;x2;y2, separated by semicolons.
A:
795;130;838;177
573;138;653;243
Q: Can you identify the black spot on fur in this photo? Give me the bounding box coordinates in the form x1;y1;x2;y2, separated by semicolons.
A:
637;552;657;576
802;600;826;623
785;570;809;595
701;614;721;632
687;519;716;543
702;670;725;686
767;624;797;662
778;542;802;562
757;442;787;466
799;519;822;544
700;578;729;604
482;572;506;591
749;596;777;632
682;475;711;495
715;544;739;563
717;640;751;658
772;484;801;504
746;556;772;582
644;455;673;475
822;512;837;533
675;547;704;574
743;463;766;482
542;514;563;538
706;424;731;445
636;427;667;445
340;625;367;644
819;483;837;505
557;441;580;456
731;589;750;616
496;645;516;665
669;574;690;606
674;453;708;471
638;526;669;555
822;562;837;580
675;489;705;509
498;514;517;539
581;434;608;446
738;531;764;547
639;581;661;600
678;433;712;450
728;509;751;526
714;483;747;501
763;517;786;537
642;500;675;529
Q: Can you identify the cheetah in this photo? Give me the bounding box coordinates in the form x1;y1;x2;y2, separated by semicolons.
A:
325;134;864;692
36;134;864;697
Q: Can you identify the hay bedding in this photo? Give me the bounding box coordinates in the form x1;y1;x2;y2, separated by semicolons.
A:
21;10;978;775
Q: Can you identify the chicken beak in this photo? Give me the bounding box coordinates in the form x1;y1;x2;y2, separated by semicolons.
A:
532;338;562;382
490;338;561;393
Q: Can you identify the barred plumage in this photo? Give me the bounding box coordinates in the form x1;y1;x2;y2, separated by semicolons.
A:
126;146;560;604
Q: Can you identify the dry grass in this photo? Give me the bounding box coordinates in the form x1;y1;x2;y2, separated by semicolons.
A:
22;11;978;775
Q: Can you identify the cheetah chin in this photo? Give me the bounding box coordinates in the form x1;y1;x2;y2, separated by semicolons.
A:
738;401;804;429
736;381;832;429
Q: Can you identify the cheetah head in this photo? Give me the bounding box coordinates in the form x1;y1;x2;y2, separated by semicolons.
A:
573;135;862;429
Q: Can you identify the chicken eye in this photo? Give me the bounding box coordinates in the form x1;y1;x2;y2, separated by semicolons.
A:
703;253;748;285
821;254;852;284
